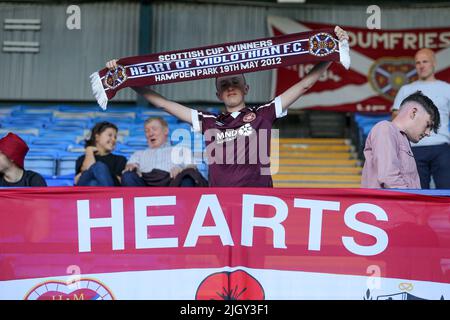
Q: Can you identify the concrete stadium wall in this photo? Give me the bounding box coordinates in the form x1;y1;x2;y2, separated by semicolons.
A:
0;1;448;104
0;2;139;102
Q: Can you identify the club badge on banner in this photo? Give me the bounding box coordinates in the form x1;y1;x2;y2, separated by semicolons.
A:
0;187;449;300
268;16;450;113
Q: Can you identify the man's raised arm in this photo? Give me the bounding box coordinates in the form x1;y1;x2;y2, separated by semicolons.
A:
279;26;349;112
131;86;193;124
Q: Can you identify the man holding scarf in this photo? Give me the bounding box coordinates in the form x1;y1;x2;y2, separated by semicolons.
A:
105;26;349;187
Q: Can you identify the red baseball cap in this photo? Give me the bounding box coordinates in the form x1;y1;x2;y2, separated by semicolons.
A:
0;132;29;169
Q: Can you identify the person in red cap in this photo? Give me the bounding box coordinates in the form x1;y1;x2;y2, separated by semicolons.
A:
0;132;47;187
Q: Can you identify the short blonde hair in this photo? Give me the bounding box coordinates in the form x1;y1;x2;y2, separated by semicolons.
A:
144;117;168;129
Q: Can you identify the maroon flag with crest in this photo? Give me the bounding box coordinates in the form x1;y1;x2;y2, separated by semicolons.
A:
268;16;450;113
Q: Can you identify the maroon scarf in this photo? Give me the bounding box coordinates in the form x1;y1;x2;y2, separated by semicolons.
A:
91;28;350;109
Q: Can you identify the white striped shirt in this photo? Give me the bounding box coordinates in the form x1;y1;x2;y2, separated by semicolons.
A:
127;142;192;173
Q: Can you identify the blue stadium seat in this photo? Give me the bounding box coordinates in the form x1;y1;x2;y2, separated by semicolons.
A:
57;105;98;113
53;111;95;120
354;113;391;127
138;110;179;124
0;132;35;144
205;106;222;114
170;122;192;131
2;115;51;129
5;113;52;121
123;136;148;148
197;161;209;180
49;118;92;129
115;144;141;157
100;104;139;112
25;151;59;176
137;109;169;117
30;137;75;146
0;128;39;137
58;152;82;176
127;123;145;135
66;143;86;153
192;133;206;153
29;138;75;157
170;129;204;152
0;105;16;116
13;105;59;114
0;114;9;123
28;147;66;156
354;113;391;153
94;111;136;121
40;132;82;141
44;173;74;187
98;120;136;130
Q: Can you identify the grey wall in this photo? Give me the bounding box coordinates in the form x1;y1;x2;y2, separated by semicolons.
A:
0;2;139;101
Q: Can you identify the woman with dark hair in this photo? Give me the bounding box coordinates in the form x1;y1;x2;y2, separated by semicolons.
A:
75;121;126;186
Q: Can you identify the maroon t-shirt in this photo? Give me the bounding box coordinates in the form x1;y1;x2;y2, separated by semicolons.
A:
192;97;286;187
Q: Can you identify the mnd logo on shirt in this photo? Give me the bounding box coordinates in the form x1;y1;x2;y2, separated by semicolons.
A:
216;124;254;144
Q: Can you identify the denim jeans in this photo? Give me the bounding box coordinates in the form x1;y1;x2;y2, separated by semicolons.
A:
412;143;450;189
121;171;146;186
121;170;196;187
77;162;115;186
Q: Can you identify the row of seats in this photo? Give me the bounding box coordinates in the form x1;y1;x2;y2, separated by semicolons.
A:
354;113;392;144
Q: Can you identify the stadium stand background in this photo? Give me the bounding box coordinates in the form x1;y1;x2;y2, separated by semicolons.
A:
0;0;449;187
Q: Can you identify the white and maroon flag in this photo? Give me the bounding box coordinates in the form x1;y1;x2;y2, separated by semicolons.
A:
91;28;349;110
268;16;450;113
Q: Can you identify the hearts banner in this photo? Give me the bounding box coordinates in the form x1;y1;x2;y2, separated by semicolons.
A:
0;187;449;300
